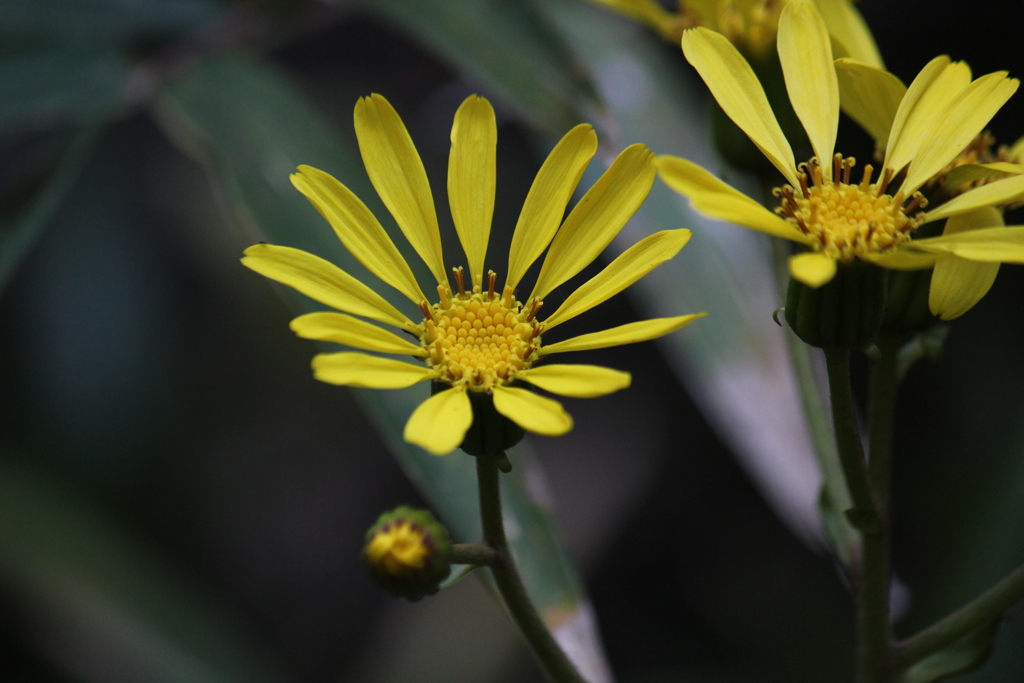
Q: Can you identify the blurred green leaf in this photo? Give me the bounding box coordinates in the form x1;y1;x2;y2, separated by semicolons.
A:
900;622;997;683
151;52;612;680
0;126;101;293
534;0;841;552
1;0;218;49
0;458;285;683
0;51;127;133
348;0;601;137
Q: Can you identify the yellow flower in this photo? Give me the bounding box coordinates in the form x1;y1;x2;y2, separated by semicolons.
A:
834;59;1024;320
585;0;882;66
243;94;703;455
657;1;1024;293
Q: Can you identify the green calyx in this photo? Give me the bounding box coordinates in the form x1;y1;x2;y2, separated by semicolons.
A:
432;381;525;458
786;260;888;349
363;506;452;601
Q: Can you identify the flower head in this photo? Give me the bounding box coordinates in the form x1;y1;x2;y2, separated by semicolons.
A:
585;0;882;66
364;506;451;601
243;94;703;455
658;1;1024;291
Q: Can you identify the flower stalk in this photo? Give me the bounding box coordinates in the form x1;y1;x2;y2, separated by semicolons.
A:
824;349;892;683
477;453;587;683
451;543;499;566
894;561;1024;670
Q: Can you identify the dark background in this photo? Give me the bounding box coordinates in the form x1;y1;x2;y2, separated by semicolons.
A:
2;1;1023;681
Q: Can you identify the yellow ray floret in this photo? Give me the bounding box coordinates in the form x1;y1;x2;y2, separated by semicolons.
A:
660;1;1022;289
243;93;703;455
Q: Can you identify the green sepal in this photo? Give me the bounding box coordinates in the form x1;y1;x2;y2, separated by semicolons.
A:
785;261;888;349
882;268;939;334
363;506;452;602
433;381;525;458
882;221;944;334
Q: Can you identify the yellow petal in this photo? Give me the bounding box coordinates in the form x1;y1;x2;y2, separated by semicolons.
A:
543;229;691;330
943;162;1024;193
491;386;573;436
884;56;963;176
778;1;838;180
506;124;598;292
656;155;812;242
834;59;906;146
403;385;472;455
540;313;706;355
1009;135;1024;162
911;226;1024;263
290;312;425;356
815;0;884;69
681;27;798;188
531;144;656;300
928;207;1003;320
863;249;936;270
923;173;1024;223
354;94;447;286
931;258;999;321
311;352;436;388
516;364;631;398
902;72;1019;195
788;251;837;288
448;95;497;288
241;244;412;330
290;165;426;304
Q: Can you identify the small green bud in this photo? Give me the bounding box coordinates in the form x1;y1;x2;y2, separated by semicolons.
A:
363;507;451;601
432;381;524;458
785;261;887;349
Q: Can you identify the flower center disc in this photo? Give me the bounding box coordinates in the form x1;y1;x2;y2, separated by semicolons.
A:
366;522;430;575
422;280;541;392
775;155;927;263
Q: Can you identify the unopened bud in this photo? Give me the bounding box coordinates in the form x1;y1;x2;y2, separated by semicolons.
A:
363;507;451;601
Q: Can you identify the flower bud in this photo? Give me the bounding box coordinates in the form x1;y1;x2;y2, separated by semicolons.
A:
363;507;451;601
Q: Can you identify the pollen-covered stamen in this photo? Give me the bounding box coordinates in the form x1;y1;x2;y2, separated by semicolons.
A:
453;266;466;296
776;155;928;263
421;280;542;391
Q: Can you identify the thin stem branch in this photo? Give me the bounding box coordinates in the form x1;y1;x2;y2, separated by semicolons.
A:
824;348;892;683
476;454;587;683
894;562;1024;669
451;543;498;566
824;349;876;515
770;239;860;563
868;337;899;511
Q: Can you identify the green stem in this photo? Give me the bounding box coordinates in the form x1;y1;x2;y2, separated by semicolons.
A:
770;239;859;563
476;454;587;683
868;337;899;511
894;562;1024;669
824;349;892;683
451;543;498;566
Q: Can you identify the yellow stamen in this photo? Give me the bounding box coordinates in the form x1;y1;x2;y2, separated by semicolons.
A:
422;278;542;391
777;155;927;263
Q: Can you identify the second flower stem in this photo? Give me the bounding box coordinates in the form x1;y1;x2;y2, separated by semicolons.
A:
824;348;892;683
476;453;587;683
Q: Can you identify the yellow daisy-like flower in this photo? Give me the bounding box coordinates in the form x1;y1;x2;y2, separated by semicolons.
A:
243;94;703;455
657;1;1024;292
834;59;1024;320
585;0;882;66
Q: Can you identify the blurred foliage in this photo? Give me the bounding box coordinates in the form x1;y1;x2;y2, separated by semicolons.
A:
1;0;1024;682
